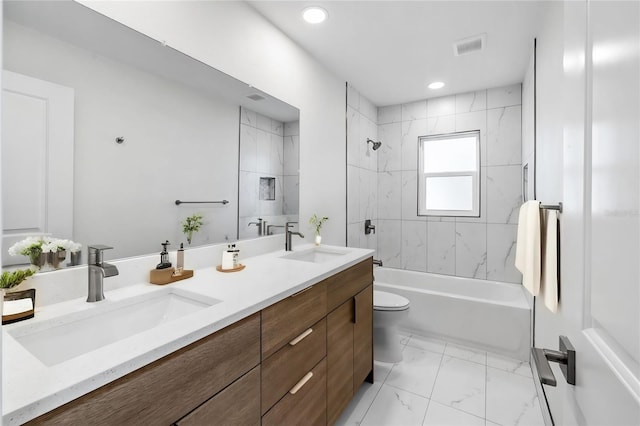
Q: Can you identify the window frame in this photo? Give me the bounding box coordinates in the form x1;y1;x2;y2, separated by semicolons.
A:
417;130;481;217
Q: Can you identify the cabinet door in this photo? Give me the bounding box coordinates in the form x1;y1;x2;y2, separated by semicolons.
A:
353;284;373;392
176;366;260;426
327;299;354;425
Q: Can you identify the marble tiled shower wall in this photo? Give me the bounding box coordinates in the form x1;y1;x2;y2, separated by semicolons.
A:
238;108;299;239
347;84;379;252
376;84;523;283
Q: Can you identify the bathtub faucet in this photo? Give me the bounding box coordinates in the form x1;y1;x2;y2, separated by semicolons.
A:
372;259;383;267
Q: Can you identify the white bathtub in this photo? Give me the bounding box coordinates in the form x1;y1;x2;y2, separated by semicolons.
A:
374;267;531;361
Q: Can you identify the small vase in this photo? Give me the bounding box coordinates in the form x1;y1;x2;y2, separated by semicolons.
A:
69;251;82;266
315;234;322;246
48;250;67;270
29;252;46;270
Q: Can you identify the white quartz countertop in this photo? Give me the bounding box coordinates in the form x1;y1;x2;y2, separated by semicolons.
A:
2;244;373;425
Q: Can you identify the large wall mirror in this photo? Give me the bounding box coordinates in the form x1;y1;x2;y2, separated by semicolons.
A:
1;1;299;266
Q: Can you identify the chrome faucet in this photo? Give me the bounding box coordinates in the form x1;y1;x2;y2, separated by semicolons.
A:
248;218;266;236
285;222;304;251
87;245;119;302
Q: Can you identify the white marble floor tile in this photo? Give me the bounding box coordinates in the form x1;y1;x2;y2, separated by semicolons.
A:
335;381;383;426
400;332;411;346
444;343;487;365
385;346;443;398
374;360;395;383
487;352;533;378
422;400;485;426
486;367;545;426
431;356;486;418
405;335;447;354
361;383;429;426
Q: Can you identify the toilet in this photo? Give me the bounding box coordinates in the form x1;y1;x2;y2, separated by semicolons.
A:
373;290;410;363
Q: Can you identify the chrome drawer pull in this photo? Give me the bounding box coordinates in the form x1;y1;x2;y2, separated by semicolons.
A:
289;371;313;395
289;328;313;346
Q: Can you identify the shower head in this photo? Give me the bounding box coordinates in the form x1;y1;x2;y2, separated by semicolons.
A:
367;138;382;151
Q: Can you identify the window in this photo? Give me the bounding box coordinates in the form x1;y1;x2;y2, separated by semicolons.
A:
418;131;480;217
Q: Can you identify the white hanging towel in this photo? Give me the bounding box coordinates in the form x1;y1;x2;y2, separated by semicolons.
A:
515;200;541;296
542;210;559;313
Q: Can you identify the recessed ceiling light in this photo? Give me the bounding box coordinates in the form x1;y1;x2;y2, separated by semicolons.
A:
302;6;328;24
428;81;445;90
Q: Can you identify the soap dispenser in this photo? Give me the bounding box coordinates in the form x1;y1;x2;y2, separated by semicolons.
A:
156;240;172;269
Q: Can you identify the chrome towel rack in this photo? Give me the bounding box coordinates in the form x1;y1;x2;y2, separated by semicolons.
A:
175;200;229;205
540;202;563;213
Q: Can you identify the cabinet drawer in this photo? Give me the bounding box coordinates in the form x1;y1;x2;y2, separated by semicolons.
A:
262;358;327;426
261;318;326;414
28;313;260;425
326;258;373;312
262;282;327;359
177;366;260;426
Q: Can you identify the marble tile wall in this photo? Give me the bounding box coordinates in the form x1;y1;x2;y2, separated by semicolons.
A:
376;84;523;283
239;108;299;240
347;84;379;254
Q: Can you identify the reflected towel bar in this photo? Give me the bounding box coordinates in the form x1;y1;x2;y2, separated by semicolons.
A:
540;202;563;213
175;200;229;205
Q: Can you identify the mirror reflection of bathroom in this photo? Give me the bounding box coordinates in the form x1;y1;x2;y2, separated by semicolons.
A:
1;1;300;267
238;107;300;239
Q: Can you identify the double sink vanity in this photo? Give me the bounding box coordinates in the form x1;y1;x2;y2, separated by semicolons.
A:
2;242;374;425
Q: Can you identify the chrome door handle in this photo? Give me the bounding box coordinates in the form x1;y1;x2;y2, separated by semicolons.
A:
532;335;576;386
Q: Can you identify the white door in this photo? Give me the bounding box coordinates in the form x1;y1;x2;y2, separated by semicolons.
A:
534;1;640;424
1;71;74;266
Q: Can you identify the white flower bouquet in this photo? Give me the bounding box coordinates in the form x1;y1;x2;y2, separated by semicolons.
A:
8;236;81;268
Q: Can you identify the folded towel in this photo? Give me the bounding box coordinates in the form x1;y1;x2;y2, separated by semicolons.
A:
542;210;559;313
4;297;34;316
515;201;541;296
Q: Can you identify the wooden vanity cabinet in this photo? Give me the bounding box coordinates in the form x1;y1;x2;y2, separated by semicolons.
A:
326;258;374;425
27;313;261;426
26;257;373;426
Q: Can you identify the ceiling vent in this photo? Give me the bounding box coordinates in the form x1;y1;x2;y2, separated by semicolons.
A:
246;93;266;101
453;34;486;56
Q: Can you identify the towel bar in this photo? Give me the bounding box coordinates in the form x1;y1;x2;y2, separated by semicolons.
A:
175;200;229;205
540;202;563;213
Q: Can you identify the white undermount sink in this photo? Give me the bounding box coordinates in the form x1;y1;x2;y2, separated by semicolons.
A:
8;288;220;366
280;246;351;263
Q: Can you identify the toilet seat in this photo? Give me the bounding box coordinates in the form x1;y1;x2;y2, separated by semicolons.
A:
373;290;410;311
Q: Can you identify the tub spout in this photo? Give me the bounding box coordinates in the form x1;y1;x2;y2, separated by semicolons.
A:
373;259;383;267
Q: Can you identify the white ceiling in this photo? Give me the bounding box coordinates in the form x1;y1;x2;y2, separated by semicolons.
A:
249;1;545;107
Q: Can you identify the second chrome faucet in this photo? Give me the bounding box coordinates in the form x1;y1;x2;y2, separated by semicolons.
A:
285;222;304;251
87;245;119;302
